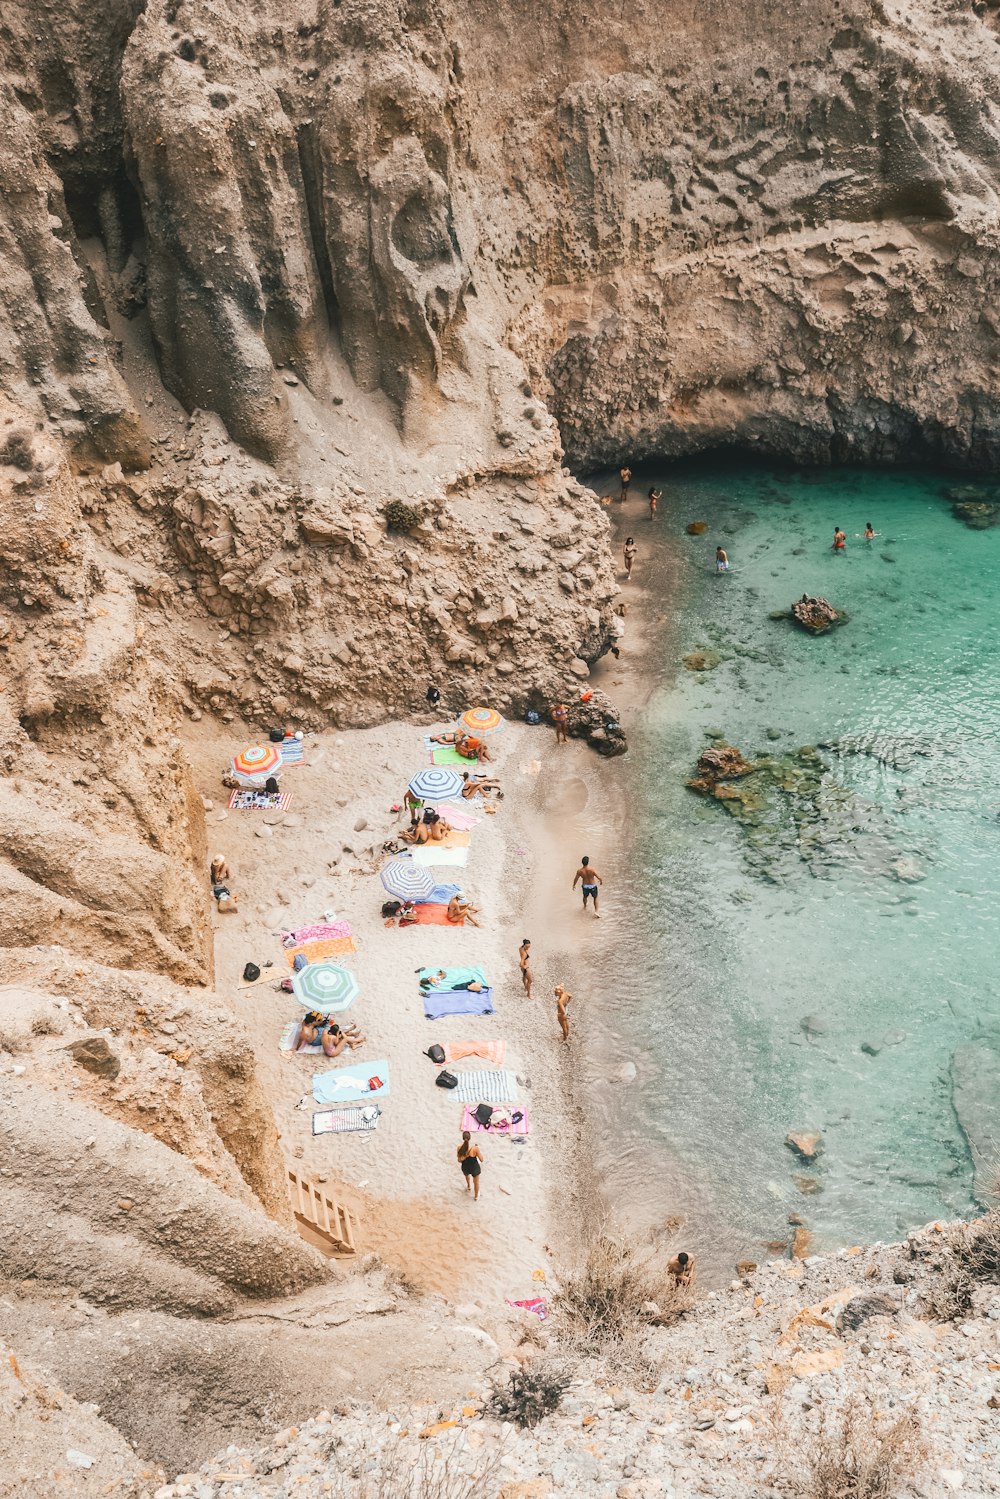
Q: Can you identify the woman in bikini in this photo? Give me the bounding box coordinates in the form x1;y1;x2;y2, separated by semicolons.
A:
623;537;637;579
457;1131;484;1199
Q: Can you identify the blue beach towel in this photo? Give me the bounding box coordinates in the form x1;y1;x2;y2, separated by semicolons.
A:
418;965;487;989
415;883;461;906
312;1060;390;1105
423;988;494;1020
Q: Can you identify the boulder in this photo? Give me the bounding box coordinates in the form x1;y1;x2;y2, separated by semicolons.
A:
786;1130;823;1162
565;690;627;758
837;1291;900;1332
682;649;721;671
686;521;708;534
64;1035;121;1081
791;595;839;633
687;743;753;793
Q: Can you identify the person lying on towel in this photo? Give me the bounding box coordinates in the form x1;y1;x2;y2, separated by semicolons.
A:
419;969;486;991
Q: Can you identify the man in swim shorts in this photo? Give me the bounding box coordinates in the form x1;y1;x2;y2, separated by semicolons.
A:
572;855;603;917
716;546;729;572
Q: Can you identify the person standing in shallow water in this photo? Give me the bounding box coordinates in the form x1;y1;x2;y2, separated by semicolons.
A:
573;855;602;915
619;465;632;502
457;1131;483;1199
715;546;729;573
863;522;876;541
833;526;846;552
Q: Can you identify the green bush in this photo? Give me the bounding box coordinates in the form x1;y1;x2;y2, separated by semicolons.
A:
384;499;421;533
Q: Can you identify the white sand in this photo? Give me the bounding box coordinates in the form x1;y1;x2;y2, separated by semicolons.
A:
184;714;589;1305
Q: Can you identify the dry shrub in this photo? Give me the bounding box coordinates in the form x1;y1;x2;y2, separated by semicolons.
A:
488;1358;570;1429
553;1230;693;1374
0;429;34;470
919;1268;975;1322
953;1207;1000;1283
336;1436;501;1499
384;499;421;533
791;1398;927;1499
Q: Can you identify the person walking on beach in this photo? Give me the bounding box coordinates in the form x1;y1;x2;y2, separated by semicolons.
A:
519;938;534;999
573;855;603;916
458;1131;483;1199
648;486;661;519
554;983;573;1042
619;465;632;502
833;526;846;553
551;701;569;744
623;536;637;579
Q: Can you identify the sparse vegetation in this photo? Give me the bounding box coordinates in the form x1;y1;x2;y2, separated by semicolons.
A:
0;429;34;470
384;499;421;533
788;1398;927;1499
553;1228;693;1374
953;1207;1000;1282
919;1268;975;1322
336;1437;501;1499
488;1358;570;1429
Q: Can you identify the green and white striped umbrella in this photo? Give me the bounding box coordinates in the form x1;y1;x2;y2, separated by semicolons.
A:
291;961;359;1014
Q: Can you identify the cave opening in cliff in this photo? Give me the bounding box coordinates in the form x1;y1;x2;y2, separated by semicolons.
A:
62;168;146;280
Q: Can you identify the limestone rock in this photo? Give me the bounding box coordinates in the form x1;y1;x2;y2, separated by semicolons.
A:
786;1131;823;1162
64;1035;121;1081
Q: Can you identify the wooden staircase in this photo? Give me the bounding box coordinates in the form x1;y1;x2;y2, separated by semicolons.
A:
287;1168;357;1258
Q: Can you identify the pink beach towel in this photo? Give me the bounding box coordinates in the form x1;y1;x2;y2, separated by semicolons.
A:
282;921;352;946
461;1105;529;1136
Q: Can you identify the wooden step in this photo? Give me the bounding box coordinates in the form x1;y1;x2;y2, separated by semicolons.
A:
287;1168;357;1257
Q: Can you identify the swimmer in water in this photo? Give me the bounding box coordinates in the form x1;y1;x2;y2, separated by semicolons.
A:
715;546;729;572
833;527;846;552
863;522;876;540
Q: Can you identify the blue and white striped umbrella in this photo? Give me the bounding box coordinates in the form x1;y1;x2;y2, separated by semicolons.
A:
408;767;464;801
380;858;435;902
291;962;359;1014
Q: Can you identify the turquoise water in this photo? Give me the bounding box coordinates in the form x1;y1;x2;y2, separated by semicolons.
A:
583;462;1000;1277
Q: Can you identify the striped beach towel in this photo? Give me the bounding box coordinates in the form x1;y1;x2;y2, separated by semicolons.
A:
455;1069;517;1104
279;735;304;764
228;789;293;812
312;1104;381;1135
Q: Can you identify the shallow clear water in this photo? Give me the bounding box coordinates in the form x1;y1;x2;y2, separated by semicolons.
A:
579;461;1000;1277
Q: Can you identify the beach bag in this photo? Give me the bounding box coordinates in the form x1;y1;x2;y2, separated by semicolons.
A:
242;962;261;983
367;1075;384;1092
293;953;308;972
435;1070;458;1089
268;728;284;742
279;978;293;993
525;709;540;725
474;1103;494;1127
424;1044;446;1064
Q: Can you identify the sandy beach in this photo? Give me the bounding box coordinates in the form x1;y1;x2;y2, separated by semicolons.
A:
185;711;608;1306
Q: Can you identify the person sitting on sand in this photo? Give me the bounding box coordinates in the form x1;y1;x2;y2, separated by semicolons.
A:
448;891;481;928
423;808;452;841
461;771;502;799
322;1022;365;1058
456;733;493;763
212;884;238;912
667;1250;696;1287
210;855;230;885
400;818;431;845
299;1011;327;1047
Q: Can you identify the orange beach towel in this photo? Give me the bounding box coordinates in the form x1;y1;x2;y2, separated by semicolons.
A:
443;1040;506;1065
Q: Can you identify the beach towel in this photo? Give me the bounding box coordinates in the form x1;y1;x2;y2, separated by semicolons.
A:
423;988;494;1019
237;965;279;990
313;1060;390;1106
432;802;480;831
443;1040;506;1066
227;789;293;811
461;1104;529;1135
505;1297;549;1320
416;883;461;906
431;745;470;766
409;845;468;868
283;936;356;967
403;903;463;927
281;921;352;946
279;735;304;764
279;1020;324;1054
312;1104;380;1135
455;1069;517;1104
419;965;487;988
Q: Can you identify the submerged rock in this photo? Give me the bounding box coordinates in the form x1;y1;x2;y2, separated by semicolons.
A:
800;1014;830;1040
682;648;722;672
946;485;1000;530
687;743;754;794
786;1130;823;1162
686;521;708;534
950;1040;1000;1202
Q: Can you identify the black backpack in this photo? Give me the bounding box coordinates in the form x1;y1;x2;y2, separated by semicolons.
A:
242;962;261;983
424;1044;446;1065
474;1103;494;1126
435;1070;458;1089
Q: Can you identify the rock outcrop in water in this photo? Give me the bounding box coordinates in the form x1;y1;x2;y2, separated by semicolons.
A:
792;594;840;634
